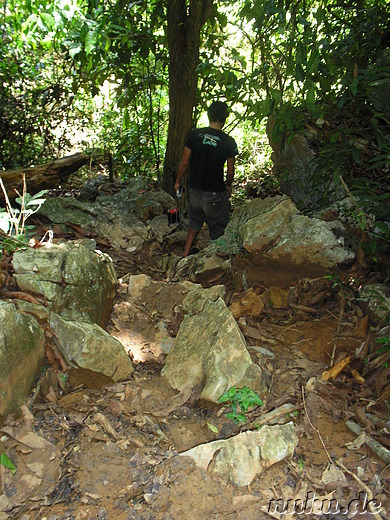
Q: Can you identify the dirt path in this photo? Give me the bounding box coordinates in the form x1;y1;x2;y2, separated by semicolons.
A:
1;240;389;520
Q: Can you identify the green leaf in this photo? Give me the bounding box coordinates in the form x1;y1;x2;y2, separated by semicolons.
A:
306;85;315;107
0;452;16;474
207;423;219;434
225;411;237;420
350;77;358;96
252;395;263;407
227;386;237;398
123;108;130;130
85;30;98;55
31;190;48;199
374;222;390;235
68;42;82;58
26;198;46;207
40;13;55;30
296;42;306;66
240;399;250;413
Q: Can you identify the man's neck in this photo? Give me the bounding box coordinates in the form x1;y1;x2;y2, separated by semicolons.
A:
209;122;224;130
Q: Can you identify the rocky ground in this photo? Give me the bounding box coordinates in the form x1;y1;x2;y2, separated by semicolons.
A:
1;192;389;520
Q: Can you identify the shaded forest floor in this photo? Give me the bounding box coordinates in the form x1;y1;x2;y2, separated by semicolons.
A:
1;198;390;520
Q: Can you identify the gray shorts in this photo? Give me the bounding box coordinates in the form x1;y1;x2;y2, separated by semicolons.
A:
188;188;231;240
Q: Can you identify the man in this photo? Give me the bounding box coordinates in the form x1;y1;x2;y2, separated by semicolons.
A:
174;101;239;257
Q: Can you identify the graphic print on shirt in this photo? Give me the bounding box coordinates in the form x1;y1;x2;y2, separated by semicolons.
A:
201;133;221;147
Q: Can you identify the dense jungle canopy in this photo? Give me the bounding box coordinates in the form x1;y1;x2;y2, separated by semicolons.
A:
1;0;390;255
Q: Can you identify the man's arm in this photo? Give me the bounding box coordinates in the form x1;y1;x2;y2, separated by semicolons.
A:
174;146;191;192
225;156;235;197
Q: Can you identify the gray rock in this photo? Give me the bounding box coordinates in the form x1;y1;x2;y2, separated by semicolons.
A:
49;313;133;381
114;275;225;359
161;298;266;403
128;273;153;299
0;301;45;419
12;242;117;326
181;284;226;315
133;190;176;221
168;251;231;285
358;284;390;322
78;175;112;202
38;194;151;253
93;206;150;252
266;117;345;210
191;253;231;284
148;214;179;243
224;196;355;270
180;422;298;486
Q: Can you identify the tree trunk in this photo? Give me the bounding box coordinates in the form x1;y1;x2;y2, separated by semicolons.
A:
0;153;90;204
162;0;214;196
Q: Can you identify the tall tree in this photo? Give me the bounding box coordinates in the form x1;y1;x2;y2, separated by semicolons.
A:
162;0;214;194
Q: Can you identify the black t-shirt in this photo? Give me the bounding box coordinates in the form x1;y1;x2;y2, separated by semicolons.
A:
185;127;239;191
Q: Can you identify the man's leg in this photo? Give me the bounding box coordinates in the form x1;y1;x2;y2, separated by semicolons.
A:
183;229;199;257
184;188;203;257
205;191;231;239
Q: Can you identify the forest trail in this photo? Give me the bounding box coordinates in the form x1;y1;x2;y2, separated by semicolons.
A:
1;218;389;520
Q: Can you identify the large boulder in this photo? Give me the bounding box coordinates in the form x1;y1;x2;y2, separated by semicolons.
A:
7;241;132;398
266;116;345;210
181;422;298;486
49;313;133;382
108;274;226;362
12;241;117;326
38;179;177;252
38;196;150;253
0;301;45;420
161;298;266;403
224;196;355;270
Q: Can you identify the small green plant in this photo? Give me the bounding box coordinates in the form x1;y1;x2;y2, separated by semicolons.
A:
0;175;46;252
297;458;305;473
218;386;263;424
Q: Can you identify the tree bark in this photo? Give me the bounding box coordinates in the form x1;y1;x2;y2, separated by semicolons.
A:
162;0;214;195
0;153;90;203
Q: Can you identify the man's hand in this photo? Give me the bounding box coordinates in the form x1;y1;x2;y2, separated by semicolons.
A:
175;147;191;194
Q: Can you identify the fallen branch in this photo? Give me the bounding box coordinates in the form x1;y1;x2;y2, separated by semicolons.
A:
346;419;390;465
289;303;318;314
246;403;302;431
0;153;90;203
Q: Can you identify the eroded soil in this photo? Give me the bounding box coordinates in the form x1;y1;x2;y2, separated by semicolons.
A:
1;229;389;520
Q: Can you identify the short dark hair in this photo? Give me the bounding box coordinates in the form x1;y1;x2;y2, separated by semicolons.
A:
208;101;229;124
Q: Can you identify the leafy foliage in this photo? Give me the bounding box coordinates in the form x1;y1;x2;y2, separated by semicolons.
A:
0;1;98;168
1;0;389;213
0;175;46;252
218;385;263;424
